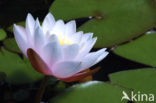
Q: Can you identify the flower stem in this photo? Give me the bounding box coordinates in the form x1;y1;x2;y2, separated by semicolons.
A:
35;76;49;103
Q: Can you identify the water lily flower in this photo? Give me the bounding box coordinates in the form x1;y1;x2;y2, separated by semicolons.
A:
13;13;108;82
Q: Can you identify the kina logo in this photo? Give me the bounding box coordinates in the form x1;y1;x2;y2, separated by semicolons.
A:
121;91;154;102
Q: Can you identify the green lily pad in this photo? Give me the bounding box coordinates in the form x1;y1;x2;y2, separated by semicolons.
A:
114;32;156;67
50;0;156;47
109;68;156;103
7;21;25;32
0;48;43;84
3;38;21;53
0;29;7;40
50;81;128;103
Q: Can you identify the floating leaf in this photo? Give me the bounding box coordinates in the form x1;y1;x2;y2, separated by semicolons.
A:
109;68;156;102
50;0;156;47
50;81;127;103
0;29;7;40
3;38;21;53
0;48;43;84
114;33;156;67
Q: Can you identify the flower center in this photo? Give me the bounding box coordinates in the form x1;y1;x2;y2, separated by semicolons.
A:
57;36;72;45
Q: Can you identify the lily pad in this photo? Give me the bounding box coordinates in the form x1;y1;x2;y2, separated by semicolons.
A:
50;81;128;103
0;48;43;84
0;29;7;40
3;38;21;53
50;0;156;47
109;68;156;103
114;32;156;67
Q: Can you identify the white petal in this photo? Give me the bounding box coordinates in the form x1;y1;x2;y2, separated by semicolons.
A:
34;18;41;30
42;13;55;34
13;24;28;56
26;13;35;35
63;44;79;60
52;61;81;78
94;49;108;65
80;33;93;44
71;31;83;43
34;27;45;51
65;20;76;35
41;37;63;67
64;20;76;42
77;37;97;58
47;34;58;42
82;33;93;40
25;13;35;47
50;20;65;37
79;48;107;71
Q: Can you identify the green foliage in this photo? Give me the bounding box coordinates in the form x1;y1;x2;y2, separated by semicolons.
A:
54;81;66;92
0;29;7;40
50;0;156;47
0;48;43;84
50;81;128;103
114;32;156;67
0;72;6;81
3;38;21;53
109;68;156;102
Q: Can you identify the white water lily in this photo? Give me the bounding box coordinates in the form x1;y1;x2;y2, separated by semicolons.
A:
13;13;108;82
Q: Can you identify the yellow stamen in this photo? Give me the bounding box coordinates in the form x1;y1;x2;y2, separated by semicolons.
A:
57;36;72;45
